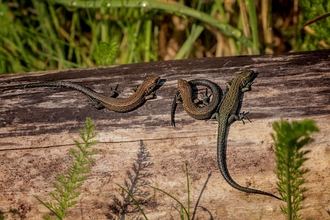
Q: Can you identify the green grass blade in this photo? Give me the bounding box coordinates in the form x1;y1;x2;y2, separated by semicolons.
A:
246;0;260;54
144;19;152;62
185;162;190;218
116;184;148;220
175;24;204;59
150;186;190;218
298;12;330;32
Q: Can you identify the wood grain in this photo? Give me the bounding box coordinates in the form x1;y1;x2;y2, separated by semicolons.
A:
0;50;329;219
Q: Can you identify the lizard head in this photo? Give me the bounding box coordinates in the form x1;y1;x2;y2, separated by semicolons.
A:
236;70;258;88
142;75;161;95
177;79;193;97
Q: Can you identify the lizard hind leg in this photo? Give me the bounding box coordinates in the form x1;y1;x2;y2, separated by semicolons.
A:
238;111;251;124
87;96;105;110
227;111;251;125
86;84;119;110
198;88;212;106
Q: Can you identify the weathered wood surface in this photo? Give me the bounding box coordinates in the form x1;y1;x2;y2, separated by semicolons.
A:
0;50;330;219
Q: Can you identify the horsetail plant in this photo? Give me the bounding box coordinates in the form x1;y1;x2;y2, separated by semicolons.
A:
272;119;319;220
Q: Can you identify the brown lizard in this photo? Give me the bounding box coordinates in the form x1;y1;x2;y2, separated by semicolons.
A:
171;79;222;126
3;75;161;113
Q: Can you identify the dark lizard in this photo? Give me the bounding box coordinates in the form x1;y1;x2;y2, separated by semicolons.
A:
171;79;222;127
3;75;161;113
216;70;281;200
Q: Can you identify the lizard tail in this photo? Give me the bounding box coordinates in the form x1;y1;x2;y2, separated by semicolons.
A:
4;81;105;99
217;124;282;200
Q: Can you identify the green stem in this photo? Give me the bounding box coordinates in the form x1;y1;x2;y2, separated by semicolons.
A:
49;0;253;48
214;0;239;54
185;162;190;218
246;0;260;54
33;0;66;68
144;19;152;62
286;149;292;220
100;7;110;42
175;24;204;59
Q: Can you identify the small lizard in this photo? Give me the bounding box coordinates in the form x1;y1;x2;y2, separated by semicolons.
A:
216;70;281;200
3;75;161;113
171;79;222;127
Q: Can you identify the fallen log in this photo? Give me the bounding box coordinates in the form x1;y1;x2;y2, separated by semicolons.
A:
0;50;329;219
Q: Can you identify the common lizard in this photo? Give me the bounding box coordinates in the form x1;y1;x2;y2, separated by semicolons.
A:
216;70;281;200
3;75;161;113
171;79;222;127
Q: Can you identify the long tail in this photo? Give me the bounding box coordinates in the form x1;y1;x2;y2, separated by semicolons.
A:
217;124;281;200
3;81;110;100
5;81;94;94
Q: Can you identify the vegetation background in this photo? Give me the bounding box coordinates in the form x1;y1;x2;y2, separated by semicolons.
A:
0;0;329;74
